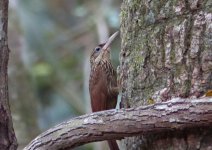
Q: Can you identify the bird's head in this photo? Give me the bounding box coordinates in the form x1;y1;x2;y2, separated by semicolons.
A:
90;31;119;65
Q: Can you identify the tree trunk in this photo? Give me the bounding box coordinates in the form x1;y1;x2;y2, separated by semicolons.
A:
120;0;211;149
0;0;17;149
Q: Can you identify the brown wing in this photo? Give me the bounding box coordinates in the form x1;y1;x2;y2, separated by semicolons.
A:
106;67;118;110
89;65;108;112
89;63;118;112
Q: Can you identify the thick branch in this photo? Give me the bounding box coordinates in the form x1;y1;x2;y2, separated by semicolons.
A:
24;97;212;150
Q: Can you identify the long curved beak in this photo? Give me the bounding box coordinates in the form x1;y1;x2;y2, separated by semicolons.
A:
102;31;119;50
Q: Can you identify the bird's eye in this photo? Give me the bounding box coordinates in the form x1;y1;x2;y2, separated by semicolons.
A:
95;47;100;52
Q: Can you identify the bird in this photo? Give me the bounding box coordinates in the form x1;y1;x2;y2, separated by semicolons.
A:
89;31;119;150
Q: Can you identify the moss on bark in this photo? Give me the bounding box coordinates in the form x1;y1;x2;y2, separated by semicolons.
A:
120;0;212;149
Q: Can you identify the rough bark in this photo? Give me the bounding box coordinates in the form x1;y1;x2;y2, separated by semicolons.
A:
120;0;212;149
24;97;212;150
0;0;18;149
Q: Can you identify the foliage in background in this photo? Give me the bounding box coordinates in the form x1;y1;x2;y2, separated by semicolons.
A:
8;0;120;149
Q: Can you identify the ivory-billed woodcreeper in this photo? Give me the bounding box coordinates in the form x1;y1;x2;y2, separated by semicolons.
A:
89;32;119;150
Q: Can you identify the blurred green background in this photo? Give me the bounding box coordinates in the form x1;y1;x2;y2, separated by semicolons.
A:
8;0;121;149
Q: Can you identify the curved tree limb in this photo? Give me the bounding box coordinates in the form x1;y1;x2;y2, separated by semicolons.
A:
24;97;212;150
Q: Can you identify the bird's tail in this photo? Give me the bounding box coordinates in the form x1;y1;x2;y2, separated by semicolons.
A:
107;140;119;150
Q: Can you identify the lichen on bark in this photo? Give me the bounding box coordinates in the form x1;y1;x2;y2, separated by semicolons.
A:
120;0;212;149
